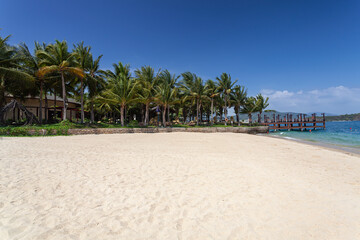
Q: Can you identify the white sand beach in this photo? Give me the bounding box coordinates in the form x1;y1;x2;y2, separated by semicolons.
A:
1;133;360;240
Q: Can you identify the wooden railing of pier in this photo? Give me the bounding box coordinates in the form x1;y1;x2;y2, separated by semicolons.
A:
261;113;326;131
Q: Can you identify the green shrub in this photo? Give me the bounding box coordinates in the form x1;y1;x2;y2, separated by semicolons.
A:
0;124;70;136
45;125;69;136
55;126;69;135
8;127;31;136
127;120;139;128
0;127;9;135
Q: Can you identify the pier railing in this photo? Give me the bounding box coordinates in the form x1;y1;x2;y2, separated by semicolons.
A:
261;113;325;131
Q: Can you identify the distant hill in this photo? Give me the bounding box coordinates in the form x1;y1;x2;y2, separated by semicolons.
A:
310;112;338;117
325;113;360;122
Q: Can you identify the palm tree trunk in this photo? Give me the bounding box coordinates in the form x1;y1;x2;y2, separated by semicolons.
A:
249;113;252;124
90;102;95;123
140;104;144;124
54;90;57;120
61;72;67;121
124;106;127;124
219;108;222;123
182;107;186;123
45;94;48;123
120;105;125;126
39;81;43;124
196;99;199;126
167;105;170;123
0;86;4;109
237;107;241;126
224;95;227;126
144;102;149;126
210;98;214;125
80;78;84;124
162;105;166;127
175;107;180;121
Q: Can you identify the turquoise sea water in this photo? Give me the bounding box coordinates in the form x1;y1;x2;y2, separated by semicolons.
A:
270;121;360;149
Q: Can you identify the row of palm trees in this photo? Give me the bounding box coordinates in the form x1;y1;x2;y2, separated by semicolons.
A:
0;33;269;126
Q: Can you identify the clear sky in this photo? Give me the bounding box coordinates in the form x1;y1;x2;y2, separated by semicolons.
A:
1;0;359;114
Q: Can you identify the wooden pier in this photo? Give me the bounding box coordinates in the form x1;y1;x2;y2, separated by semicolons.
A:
261;113;326;131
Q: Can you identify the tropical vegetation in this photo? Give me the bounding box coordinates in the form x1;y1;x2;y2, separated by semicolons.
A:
0;32;270;127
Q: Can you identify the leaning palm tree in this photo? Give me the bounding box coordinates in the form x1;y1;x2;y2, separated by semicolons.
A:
37;40;84;121
205;79;219;125
241;96;257;124
231;85;247;126
216;73;237;125
98;62;137;126
135;66;160;126
0;34;35;107
256;93;269;116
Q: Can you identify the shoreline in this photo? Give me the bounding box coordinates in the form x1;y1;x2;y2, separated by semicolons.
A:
263;133;360;157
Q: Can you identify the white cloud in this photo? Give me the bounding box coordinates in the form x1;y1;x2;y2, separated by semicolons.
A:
260;86;360;114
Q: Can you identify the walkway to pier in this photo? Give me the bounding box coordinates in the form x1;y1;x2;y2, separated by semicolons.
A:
261;113;326;131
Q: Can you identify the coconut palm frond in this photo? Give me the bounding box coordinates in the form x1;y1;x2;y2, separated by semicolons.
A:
37;65;59;77
65;67;85;78
0;66;35;83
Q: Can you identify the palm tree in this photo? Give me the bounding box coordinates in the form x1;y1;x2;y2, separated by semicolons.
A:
86;54;105;123
181;72;207;125
256;93;269;118
241;97;257;124
106;61;131;80
231;85;247;126
175;90;190;123
216;73;237;125
159;70;179;123
0;34;35;107
215;94;224;123
193;77;208;125
99;62;137;126
135;66;159;126
155;73;178;127
17;42;50;123
205;79;219;125
73;42;91;123
37;40;84;121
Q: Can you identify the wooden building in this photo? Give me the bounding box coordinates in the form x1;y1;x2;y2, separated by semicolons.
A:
3;95;81;122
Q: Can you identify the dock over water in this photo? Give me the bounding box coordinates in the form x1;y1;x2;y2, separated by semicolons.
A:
261;113;326;131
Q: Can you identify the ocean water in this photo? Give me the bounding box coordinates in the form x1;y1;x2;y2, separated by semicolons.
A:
269;121;360;149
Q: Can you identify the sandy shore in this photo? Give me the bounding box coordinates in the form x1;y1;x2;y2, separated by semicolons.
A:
1;133;360;240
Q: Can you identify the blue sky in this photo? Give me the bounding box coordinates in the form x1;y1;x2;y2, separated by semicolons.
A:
1;0;360;114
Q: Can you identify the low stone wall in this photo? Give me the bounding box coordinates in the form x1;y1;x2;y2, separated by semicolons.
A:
68;126;269;135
